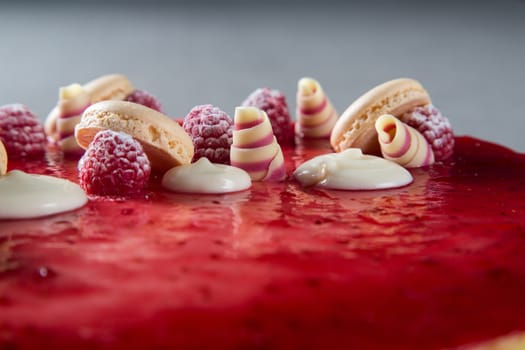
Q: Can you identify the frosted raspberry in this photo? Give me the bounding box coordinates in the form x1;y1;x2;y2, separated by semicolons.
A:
183;104;233;164
78;130;151;196
125;90;163;112
0;104;46;158
242;88;294;145
401;104;455;161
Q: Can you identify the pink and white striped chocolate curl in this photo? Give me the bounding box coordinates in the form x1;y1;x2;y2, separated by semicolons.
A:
230;107;286;181
375;114;434;168
295;78;338;139
56;84;91;155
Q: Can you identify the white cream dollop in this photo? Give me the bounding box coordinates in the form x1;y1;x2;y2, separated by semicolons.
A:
162;158;251;194
293;148;413;190
0;170;88;220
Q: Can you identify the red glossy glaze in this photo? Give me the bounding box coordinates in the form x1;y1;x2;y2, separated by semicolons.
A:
1;136;525;350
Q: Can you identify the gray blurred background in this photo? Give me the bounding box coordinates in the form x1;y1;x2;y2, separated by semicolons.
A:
1;0;524;151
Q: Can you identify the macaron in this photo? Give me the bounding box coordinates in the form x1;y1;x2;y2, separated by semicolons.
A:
75;101;194;172
330;78;431;155
83;74;134;103
0;139;7;176
45;74;135;143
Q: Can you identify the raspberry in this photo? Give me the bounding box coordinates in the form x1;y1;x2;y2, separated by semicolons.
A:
241;88;294;145
0;104;46;158
125;90;163;112
78;130;151;196
401;104;455;161
182;104;233;164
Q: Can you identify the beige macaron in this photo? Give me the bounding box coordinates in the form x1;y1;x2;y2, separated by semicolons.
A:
75;101;194;172
0;139;7;176
330;78;431;155
45;74;135;141
83;74;134;103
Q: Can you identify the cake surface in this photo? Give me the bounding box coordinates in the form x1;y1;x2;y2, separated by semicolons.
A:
1;136;525;349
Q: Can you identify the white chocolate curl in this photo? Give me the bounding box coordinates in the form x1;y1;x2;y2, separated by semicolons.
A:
375;114;434;168
295;77;338;138
56;84;91;155
0;139;7;176
230;106;286;181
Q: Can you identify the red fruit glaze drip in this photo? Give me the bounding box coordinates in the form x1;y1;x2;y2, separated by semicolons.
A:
1;136;525;350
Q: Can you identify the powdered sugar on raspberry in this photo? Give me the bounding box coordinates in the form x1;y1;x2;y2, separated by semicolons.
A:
125;90;163;112
242;88;294;145
0;104;46;158
78;130;151;196
401;104;455;161
183;105;233;164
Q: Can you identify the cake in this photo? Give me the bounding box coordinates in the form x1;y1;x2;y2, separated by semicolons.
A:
1;78;525;350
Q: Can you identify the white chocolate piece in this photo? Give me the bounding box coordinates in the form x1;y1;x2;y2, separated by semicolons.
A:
293;148;413;190
295;77;338;138
0;139;7;176
162;158;251;194
56;84;91;154
375;114;434;168
230;107;286;182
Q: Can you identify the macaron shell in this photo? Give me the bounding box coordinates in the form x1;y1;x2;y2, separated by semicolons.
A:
330;78;431;154
76;101;194;172
83;74;135;103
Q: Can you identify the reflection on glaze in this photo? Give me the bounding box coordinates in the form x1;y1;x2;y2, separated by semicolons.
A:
0;170;87;220
293;148;413;190
162;158;251;194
